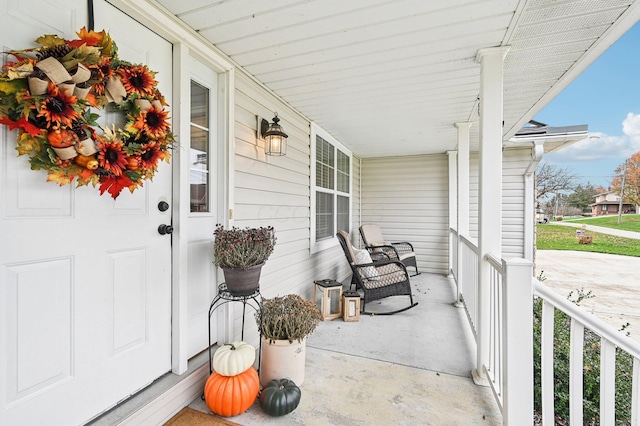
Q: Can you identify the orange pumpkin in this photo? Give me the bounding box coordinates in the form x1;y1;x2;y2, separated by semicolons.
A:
204;367;259;417
126;157;139;171
75;154;98;170
47;129;78;148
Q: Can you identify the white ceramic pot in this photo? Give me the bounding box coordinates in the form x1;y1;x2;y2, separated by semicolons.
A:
260;337;306;387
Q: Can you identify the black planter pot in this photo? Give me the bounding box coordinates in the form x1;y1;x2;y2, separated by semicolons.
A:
222;263;263;296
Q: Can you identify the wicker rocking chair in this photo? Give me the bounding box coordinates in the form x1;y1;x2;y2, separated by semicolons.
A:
337;230;417;315
359;224;420;276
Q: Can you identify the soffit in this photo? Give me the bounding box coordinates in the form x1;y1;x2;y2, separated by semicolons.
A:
156;0;640;157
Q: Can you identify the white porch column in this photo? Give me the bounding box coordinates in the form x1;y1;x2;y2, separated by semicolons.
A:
474;46;510;382
502;258;534;425
455;122;471;306
447;150;458;278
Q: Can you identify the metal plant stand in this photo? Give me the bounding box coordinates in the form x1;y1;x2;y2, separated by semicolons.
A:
207;282;262;374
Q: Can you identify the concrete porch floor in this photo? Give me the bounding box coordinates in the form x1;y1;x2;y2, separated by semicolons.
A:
188;273;503;425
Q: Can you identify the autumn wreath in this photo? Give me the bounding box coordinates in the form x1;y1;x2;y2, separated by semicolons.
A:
0;27;174;199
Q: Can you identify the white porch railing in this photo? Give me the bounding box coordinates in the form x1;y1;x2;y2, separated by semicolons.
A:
450;226;640;425
485;253;504;405
457;232;479;336
484;253;533;425
534;280;640;425
449;227;458;281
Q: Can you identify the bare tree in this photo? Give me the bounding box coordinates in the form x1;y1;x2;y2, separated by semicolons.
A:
535;163;578;202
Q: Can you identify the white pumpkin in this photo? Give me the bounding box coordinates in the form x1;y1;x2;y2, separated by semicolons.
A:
212;341;256;376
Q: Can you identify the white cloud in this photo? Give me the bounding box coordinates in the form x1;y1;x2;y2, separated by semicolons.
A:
622;112;640;142
548;112;640;162
548;133;629;162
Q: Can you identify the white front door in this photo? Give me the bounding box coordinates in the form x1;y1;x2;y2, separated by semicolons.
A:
0;1;173;425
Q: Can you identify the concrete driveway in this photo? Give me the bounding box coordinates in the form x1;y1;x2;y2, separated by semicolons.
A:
536;249;640;344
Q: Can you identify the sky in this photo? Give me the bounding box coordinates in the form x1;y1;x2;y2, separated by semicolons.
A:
533;21;640;189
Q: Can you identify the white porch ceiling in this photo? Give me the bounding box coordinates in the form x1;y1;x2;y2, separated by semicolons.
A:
155;0;640;158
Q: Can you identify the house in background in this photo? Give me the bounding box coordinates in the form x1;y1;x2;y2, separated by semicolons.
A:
591;190;637;215
2;0;640;424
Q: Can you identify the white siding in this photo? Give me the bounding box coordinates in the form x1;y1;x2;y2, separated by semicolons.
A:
468;148;532;259
360;155;449;275
231;74;352;342
502;148;531;259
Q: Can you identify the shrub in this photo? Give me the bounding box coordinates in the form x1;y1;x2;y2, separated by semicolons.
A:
213;224;276;269
256;294;323;343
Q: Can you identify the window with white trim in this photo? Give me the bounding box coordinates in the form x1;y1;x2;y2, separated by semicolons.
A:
311;123;352;252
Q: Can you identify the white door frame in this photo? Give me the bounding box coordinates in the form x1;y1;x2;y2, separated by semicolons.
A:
108;0;236;374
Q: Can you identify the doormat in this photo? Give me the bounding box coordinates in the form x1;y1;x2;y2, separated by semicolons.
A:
164;407;241;426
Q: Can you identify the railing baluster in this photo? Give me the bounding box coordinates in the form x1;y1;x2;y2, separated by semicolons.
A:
472;249;478;331
541;300;555;425
488;267;494;377
570;319;584;425
491;268;497;389
496;269;503;399
600;339;616;425
633;357;639;425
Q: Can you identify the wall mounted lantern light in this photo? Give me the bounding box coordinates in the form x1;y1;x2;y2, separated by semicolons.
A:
260;112;288;156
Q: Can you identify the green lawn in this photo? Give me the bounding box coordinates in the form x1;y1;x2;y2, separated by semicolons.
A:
536;225;640;257
562;214;640;232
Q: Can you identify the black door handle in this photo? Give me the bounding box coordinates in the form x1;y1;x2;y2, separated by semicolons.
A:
158;224;173;235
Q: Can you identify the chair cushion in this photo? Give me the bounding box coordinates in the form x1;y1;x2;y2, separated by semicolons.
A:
360;224;385;246
338;230;357;262
354;249;379;280
369;263;406;288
